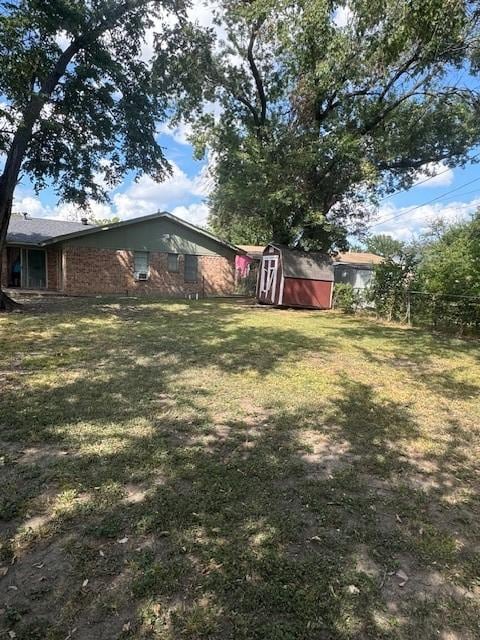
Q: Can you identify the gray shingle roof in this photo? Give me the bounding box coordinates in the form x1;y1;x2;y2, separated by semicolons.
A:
270;244;334;282
7;215;94;245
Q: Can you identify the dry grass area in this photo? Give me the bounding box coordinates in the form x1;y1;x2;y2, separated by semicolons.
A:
0;296;479;640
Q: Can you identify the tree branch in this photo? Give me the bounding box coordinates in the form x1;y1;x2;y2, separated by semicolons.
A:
358;77;428;136
235;94;261;127
377;46;422;102
247;18;267;126
377;152;452;172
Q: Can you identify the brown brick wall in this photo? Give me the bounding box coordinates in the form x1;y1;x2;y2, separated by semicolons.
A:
62;247;236;297
46;247;59;290
199;255;236;296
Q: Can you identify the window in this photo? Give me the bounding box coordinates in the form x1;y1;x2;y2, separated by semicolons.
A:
134;251;149;279
167;253;179;273
184;254;198;282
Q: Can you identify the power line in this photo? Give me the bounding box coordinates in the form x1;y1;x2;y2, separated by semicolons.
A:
378;166;452;202
433;185;480;201
369;174;480;230
378;150;480;203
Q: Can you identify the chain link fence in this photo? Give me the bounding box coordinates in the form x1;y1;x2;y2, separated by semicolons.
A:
408;290;480;334
333;284;480;335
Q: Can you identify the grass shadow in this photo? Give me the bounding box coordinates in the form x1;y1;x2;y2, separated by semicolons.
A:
1;299;479;639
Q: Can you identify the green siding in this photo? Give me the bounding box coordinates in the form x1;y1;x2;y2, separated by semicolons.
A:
63;218;235;258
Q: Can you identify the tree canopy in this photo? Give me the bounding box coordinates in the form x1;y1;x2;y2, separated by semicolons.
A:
365;234;405;259
1;1;181;202
0;0;207;307
188;0;480;251
364;213;480;331
415;211;480;298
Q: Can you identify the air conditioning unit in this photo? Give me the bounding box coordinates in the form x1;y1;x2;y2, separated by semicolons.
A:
136;272;148;281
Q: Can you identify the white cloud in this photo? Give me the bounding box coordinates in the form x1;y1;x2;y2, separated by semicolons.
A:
112;160;209;219
171;202;209;226
413;162;454;188
12;192;112;222
55;30;71;51
372;196;480;240
12;159;213;226
189;0;221;29
333;5;353;28
157;121;193;145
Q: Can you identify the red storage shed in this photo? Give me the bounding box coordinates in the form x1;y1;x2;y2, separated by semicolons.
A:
256;244;334;309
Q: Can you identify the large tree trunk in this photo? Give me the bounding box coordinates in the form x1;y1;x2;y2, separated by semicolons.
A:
0;177;22;311
0;128;33;311
0;41;83;312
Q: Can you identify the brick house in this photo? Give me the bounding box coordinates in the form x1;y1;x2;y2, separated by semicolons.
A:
2;211;243;297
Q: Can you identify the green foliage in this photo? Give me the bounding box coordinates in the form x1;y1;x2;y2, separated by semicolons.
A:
333;283;359;313
416;213;480;298
369;253;415;321
367;214;480;333
365;234;405;259
412;213;480;331
209;213;270;245
235;268;258;296
185;0;480;250
0;0;207;206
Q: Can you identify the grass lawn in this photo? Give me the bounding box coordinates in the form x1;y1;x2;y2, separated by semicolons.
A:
0;296;479;640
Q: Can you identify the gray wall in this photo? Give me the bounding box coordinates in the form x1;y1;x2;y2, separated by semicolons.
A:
334;264;374;289
63;217;235;258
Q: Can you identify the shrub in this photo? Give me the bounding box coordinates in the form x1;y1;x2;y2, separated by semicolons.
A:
333;283;359;313
369;255;415;321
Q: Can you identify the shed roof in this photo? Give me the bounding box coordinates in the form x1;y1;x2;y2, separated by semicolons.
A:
7;214;94;245
269;244;334;282
334;251;383;266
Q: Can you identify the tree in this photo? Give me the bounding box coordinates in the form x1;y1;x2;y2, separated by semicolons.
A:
0;0;207;309
416;212;480;297
413;213;480;331
187;0;480;250
369;250;417;321
367;215;480;331
208;209;270;245
365;234;405;259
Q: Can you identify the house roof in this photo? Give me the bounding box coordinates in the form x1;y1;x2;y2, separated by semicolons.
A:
7;214;94;245
269;244;334;282
333;251;383;266
237;245;265;260
7;211;244;254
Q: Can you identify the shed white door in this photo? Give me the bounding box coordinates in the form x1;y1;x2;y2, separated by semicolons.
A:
260;255;278;302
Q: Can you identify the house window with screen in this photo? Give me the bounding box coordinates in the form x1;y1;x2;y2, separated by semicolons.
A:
167;253;179;272
134;251;149;280
184;254;198;282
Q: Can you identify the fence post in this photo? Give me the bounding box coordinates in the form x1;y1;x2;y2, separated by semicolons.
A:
406;290;411;325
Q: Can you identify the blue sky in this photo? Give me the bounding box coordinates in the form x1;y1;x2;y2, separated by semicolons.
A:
12;124;213;228
9;2;480;243
367;153;480;241
13;130;480;243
